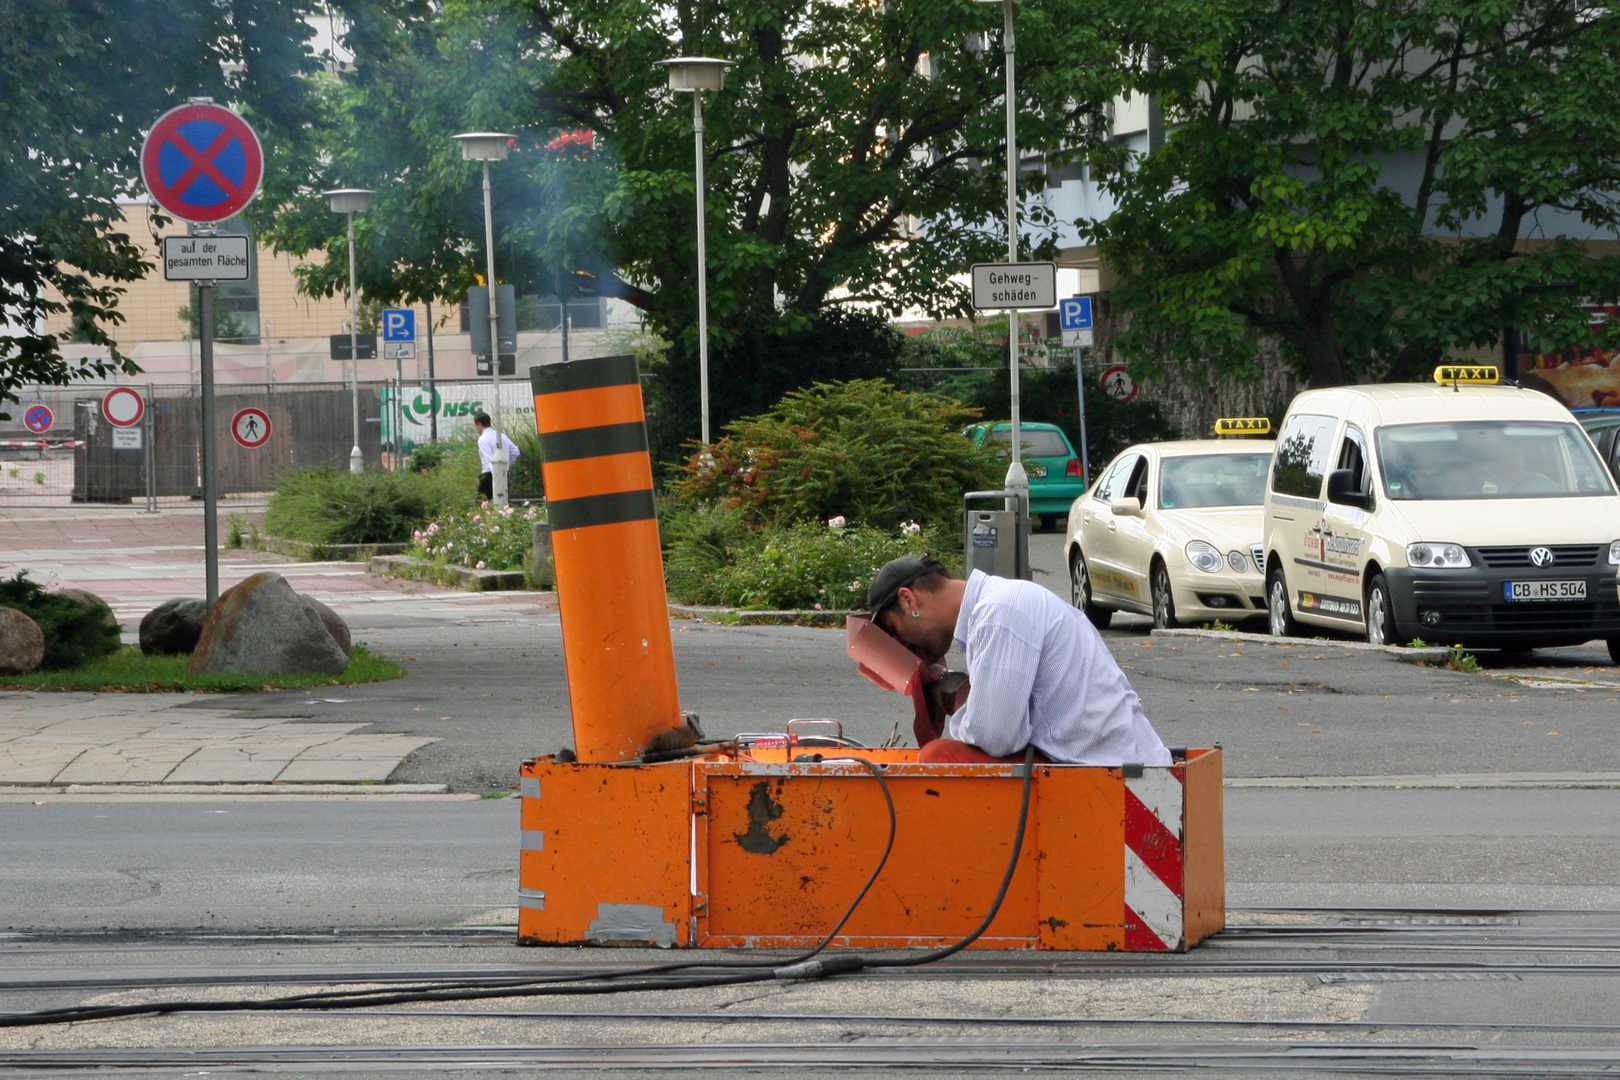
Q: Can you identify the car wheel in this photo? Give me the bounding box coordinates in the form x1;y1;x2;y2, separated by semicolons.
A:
1151;562;1179;630
1070;550;1113;630
1365;573;1398;647
1609;637;1620;666
1267;565;1299;638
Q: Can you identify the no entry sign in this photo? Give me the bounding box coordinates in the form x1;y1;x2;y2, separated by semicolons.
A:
140;103;264;223
23;405;53;433
231;407;271;449
102;387;145;428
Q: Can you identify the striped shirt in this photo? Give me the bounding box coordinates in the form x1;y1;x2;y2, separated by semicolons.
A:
948;570;1171;766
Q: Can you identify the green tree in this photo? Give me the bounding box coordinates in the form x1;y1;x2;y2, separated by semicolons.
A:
263;0;1117;441
0;0;322;419
1085;0;1620;387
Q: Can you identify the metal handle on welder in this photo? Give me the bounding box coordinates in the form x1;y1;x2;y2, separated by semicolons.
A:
786;719;845;745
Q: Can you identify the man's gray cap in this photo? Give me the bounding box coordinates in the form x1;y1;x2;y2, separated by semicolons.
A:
867;554;944;619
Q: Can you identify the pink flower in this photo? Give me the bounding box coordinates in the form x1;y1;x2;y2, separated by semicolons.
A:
827;515;846;528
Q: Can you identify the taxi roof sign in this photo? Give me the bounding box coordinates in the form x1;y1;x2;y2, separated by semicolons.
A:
1433;364;1500;385
1213;416;1271;436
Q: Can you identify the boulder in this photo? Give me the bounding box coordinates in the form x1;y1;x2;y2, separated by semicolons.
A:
188;573;348;677
139;597;210;656
57;587;119;630
301;595;351;656
0;607;45;674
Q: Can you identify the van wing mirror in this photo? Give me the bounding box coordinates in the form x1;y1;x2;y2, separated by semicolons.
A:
1326;469;1371;510
1110;496;1143;517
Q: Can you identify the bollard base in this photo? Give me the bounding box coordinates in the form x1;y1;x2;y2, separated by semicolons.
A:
517;747;1222;951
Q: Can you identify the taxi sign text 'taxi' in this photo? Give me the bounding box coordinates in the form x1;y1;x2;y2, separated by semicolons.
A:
1433;365;1500;385
971;262;1057;310
1213;417;1271;436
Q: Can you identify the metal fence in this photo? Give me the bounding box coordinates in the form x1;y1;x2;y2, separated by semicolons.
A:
1;382;397;506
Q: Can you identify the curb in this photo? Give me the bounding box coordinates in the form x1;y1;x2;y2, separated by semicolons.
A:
369;554;529;592
0;783;451;795
264;536;409;562
668;605;850;628
1151;627;1454;664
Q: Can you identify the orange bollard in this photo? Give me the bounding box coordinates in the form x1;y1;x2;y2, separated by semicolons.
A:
531;355;682;762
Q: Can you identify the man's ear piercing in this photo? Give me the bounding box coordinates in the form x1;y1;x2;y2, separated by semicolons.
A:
911;609;921;618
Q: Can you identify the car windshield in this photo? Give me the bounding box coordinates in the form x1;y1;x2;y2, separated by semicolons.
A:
1375;421;1615;500
987;428;1071;458
1159;453;1272;509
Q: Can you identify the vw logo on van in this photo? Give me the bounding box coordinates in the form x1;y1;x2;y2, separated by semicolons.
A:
1529;546;1555;568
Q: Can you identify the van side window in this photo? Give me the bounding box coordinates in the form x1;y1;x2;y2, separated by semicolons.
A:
1337;426;1370;493
1271;414;1337;499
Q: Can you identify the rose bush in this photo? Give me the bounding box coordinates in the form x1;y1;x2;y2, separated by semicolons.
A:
409;502;544;571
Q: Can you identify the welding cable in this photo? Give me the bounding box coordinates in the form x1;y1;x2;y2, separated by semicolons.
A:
0;758;901;1029
775;744;1037;981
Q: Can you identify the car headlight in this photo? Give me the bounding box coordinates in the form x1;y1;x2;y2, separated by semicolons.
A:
1610;540;1620;566
1407;542;1470;568
1186;540;1224;574
1227;550;1249;573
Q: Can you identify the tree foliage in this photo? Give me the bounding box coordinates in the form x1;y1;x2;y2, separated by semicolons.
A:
0;0;322;418
265;0;1117;440
1085;0;1620;387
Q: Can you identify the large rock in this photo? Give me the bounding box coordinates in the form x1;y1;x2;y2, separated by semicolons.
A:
140;597;209;656
302;596;351;656
56;587;119;629
0;607;45;674
189;573;348;677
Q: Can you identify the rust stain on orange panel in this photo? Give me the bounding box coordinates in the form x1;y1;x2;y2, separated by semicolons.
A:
1180;748;1225;946
541;452;654;502
699;764;1041;947
1034;765;1125;950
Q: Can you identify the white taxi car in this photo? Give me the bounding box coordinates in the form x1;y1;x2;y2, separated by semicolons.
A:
1066;422;1276;629
1263;367;1620;660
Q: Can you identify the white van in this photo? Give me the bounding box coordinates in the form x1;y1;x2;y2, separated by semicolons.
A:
1262;369;1620;661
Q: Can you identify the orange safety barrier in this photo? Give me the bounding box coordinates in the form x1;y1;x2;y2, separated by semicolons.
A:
530;356;682;763
517;747;1223;951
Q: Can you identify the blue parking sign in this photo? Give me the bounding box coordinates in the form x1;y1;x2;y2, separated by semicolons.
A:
382;308;415;341
1060;296;1092;330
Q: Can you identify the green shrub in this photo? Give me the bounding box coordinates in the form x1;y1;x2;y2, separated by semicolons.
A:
0;571;120;670
672;379;998;534
264;466;473;545
407;442;450;473
410;502;546;571
661;502;759;605
709;521;950;611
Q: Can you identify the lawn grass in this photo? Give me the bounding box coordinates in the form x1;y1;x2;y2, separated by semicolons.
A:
0;646;406;692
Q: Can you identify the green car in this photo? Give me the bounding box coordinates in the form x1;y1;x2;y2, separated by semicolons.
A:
963;421;1087;531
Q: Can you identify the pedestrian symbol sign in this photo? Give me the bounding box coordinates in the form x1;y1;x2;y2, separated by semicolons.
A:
1100;365;1138;403
140;103;264;223
23;405;52;434
231;407;271;449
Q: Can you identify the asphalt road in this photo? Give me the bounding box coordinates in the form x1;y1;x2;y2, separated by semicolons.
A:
192;530;1620;791
5;787;1619;933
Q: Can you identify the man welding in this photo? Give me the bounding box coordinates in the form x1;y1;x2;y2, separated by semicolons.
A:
868;555;1171;766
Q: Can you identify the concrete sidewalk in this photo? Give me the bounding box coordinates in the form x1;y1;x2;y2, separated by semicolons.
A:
0;503;540;789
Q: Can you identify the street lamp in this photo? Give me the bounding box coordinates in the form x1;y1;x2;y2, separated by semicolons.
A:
655;56;733;446
323;188;373;474
452;131;515;506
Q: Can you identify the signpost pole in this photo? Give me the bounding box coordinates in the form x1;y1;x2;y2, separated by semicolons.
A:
426;299;438;444
480;159;507;507
1073;345;1091;486
1000;0;1029;578
144;382;157;513
197;266;219;608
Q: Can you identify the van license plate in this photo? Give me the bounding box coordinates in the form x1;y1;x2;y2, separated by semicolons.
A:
1030;464;1047;478
1504;580;1586;601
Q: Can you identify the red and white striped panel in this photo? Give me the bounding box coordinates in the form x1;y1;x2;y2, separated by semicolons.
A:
1123;765;1185;951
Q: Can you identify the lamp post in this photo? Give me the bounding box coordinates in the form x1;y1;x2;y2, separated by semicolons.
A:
655;56;733;446
323;188;373;473
452;131;515;505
